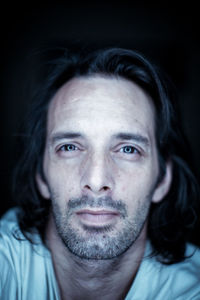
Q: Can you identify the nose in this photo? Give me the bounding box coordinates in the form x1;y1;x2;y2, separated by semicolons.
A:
80;152;114;197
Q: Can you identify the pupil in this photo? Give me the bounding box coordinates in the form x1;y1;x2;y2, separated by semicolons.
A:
125;146;133;153
67;145;74;151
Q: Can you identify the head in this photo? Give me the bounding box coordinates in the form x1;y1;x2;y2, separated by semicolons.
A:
13;46;199;264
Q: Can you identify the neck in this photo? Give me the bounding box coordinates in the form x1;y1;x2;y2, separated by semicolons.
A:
45;215;147;300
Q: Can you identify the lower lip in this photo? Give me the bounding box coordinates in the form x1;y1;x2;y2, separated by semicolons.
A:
76;211;119;225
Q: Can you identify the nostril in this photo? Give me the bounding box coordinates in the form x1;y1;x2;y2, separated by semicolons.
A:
83;184;110;193
85;185;91;190
103;186;110;191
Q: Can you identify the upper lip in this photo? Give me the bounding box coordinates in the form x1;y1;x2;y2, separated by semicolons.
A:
76;209;119;216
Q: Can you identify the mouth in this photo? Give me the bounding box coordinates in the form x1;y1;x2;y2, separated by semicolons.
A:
76;209;120;226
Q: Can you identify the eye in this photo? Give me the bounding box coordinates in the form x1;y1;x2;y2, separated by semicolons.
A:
120;145;139;154
59;144;78;152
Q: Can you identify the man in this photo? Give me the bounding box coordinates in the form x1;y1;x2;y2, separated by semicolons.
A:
0;46;200;299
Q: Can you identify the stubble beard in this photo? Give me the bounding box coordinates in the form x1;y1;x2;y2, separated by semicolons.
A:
51;194;151;260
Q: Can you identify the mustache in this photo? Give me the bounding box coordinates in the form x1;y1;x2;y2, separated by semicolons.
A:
67;195;127;218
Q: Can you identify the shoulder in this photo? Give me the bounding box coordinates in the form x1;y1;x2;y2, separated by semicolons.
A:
0;208;56;299
0;208;23;298
126;242;200;300
0;207;51;265
0;208;36;274
0;208;23;256
154;243;200;299
0;208;35;254
183;243;200;272
167;243;200;298
165;243;200;280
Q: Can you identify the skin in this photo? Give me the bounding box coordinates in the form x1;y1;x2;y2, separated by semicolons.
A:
36;75;172;300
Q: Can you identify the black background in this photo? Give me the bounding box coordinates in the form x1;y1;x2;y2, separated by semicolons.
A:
0;1;199;244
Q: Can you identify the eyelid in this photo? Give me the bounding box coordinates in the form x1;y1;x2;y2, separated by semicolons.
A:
55;142;84;152
119;145;140;154
113;143;143;154
61;144;78;151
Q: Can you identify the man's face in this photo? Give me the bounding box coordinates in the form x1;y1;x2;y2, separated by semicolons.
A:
37;75;170;260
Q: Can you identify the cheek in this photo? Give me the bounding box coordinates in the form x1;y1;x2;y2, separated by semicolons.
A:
116;166;157;201
45;162;81;199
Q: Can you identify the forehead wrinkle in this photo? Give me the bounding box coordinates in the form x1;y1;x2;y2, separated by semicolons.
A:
47;76;157;147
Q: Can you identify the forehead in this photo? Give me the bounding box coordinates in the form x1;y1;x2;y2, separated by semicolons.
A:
47;75;156;142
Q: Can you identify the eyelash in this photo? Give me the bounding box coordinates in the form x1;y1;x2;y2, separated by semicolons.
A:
57;144;141;156
58;144;78;152
119;145;140;155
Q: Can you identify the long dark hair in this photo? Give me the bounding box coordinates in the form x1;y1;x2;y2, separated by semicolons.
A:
12;45;200;264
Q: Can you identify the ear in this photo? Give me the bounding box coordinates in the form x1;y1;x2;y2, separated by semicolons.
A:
35;173;51;199
152;161;172;203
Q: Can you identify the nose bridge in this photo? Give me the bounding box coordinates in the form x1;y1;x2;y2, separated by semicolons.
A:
81;148;114;194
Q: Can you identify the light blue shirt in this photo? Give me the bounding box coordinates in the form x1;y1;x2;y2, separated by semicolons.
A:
1;209;200;299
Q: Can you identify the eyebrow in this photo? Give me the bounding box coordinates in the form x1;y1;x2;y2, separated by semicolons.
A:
113;133;150;147
50;131;150;147
50;132;83;143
